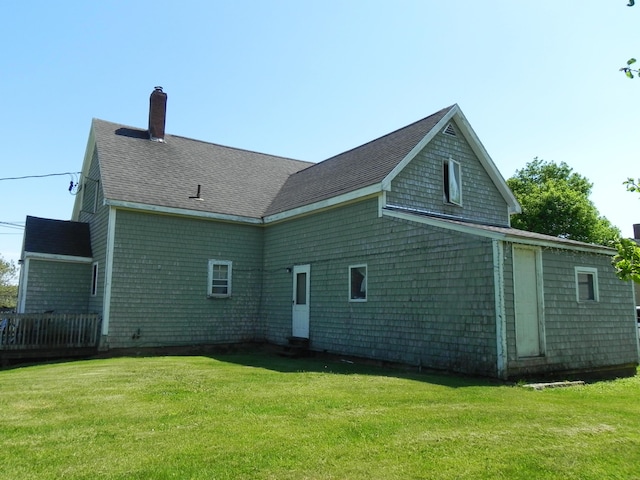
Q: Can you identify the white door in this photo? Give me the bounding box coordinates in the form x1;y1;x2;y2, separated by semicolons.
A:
513;247;543;357
292;264;310;338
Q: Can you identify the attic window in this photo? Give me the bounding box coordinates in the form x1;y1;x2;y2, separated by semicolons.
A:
443;157;462;206
443;123;456;136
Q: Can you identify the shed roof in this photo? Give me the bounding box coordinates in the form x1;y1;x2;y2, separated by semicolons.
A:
24;216;92;258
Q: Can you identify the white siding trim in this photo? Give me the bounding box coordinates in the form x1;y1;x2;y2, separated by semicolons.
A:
102;207;116;336
16;258;29;313
493;240;507;379
382;208;615;255
106;200;262;225
22;252;92;264
263;185;383;223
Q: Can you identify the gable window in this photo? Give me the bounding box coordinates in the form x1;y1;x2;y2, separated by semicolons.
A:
443;157;462;206
91;262;99;297
575;267;598;302
208;260;232;298
349;264;367;301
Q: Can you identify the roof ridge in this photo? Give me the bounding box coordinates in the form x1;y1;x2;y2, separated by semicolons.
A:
92;118;312;166
320;105;455;165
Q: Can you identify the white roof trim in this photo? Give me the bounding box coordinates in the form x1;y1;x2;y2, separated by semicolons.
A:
105;199;263;224
453;108;521;214
23;251;93;263
72;122;97;221
381;105;521;215
263;184;382;224
382;209;614;255
381;107;455;191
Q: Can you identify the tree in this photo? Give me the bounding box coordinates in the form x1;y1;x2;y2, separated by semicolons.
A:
0;255;17;309
507;158;621;245
612;179;640;284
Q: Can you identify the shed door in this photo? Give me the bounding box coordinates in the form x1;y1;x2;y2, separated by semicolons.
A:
513;247;543;357
292;264;310;338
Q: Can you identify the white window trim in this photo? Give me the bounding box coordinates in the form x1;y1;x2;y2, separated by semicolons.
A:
444;157;462;206
208;259;232;298
349;264;367;302
575;267;599;302
91;262;99;297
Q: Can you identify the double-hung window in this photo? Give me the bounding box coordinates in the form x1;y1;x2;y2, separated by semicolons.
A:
443;157;462;206
575;267;599;302
208;260;232;298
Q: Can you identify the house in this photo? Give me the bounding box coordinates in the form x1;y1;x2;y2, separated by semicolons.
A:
17;87;639;379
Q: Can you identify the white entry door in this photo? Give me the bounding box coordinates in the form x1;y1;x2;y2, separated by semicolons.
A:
513;246;543;357
292;264;310;338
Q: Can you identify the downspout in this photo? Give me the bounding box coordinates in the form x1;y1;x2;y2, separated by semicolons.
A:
493;239;507;379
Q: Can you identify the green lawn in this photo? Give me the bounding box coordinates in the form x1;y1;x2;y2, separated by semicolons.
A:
0;353;639;479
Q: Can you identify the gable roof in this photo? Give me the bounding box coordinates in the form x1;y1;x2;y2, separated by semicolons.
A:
23;216;92;258
264;106;455;216
90;119;312;220
82;104;519;223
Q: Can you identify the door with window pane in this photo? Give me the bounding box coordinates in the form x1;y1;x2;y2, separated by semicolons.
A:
292;265;310;338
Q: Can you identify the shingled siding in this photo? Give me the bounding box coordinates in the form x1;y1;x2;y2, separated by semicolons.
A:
504;246;639;378
105;210;263;349
78;146;108;314
22;259;92;314
387;129;509;226
263;198;499;376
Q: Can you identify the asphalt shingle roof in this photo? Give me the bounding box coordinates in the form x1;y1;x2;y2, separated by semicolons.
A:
24;216;92;257
92;119;312;219
265;106;454;215
92;106;454;219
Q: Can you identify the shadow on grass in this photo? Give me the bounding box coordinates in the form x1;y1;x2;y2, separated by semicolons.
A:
205;349;504;389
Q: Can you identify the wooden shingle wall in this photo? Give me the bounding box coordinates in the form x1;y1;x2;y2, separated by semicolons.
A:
22;259;91;314
263;198;499;376
105;210;263;349
505;246;638;377
387;129;510;226
78;147;108;315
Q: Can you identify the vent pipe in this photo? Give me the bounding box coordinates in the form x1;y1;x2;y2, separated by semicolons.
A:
148;86;167;142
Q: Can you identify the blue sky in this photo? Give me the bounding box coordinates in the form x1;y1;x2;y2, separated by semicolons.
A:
1;1;638;270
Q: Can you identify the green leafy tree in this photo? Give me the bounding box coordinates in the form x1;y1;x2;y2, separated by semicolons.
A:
0;255;17;309
507;158;621;245
624;177;639;193
612;178;640;284
612;238;640;283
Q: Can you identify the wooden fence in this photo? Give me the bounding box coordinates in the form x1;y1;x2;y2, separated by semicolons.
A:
0;313;101;351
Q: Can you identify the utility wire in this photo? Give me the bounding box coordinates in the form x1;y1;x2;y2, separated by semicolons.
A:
0;172;81;181
0;222;24;230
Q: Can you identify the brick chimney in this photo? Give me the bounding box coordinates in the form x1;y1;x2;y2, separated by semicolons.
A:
634;224;640;240
148;86;167;142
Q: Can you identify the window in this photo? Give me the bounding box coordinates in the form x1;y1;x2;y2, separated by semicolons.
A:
91;262;99;296
349;264;367;301
443;157;462;205
575;267;599;302
208;260;232;298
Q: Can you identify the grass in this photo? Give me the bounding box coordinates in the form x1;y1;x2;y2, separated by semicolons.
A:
0;353;639;479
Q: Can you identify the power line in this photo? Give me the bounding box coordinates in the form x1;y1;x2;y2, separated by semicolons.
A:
0;222;24;230
0;172;81;181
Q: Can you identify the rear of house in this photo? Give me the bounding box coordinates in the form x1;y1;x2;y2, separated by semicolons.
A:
16;88;639;379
